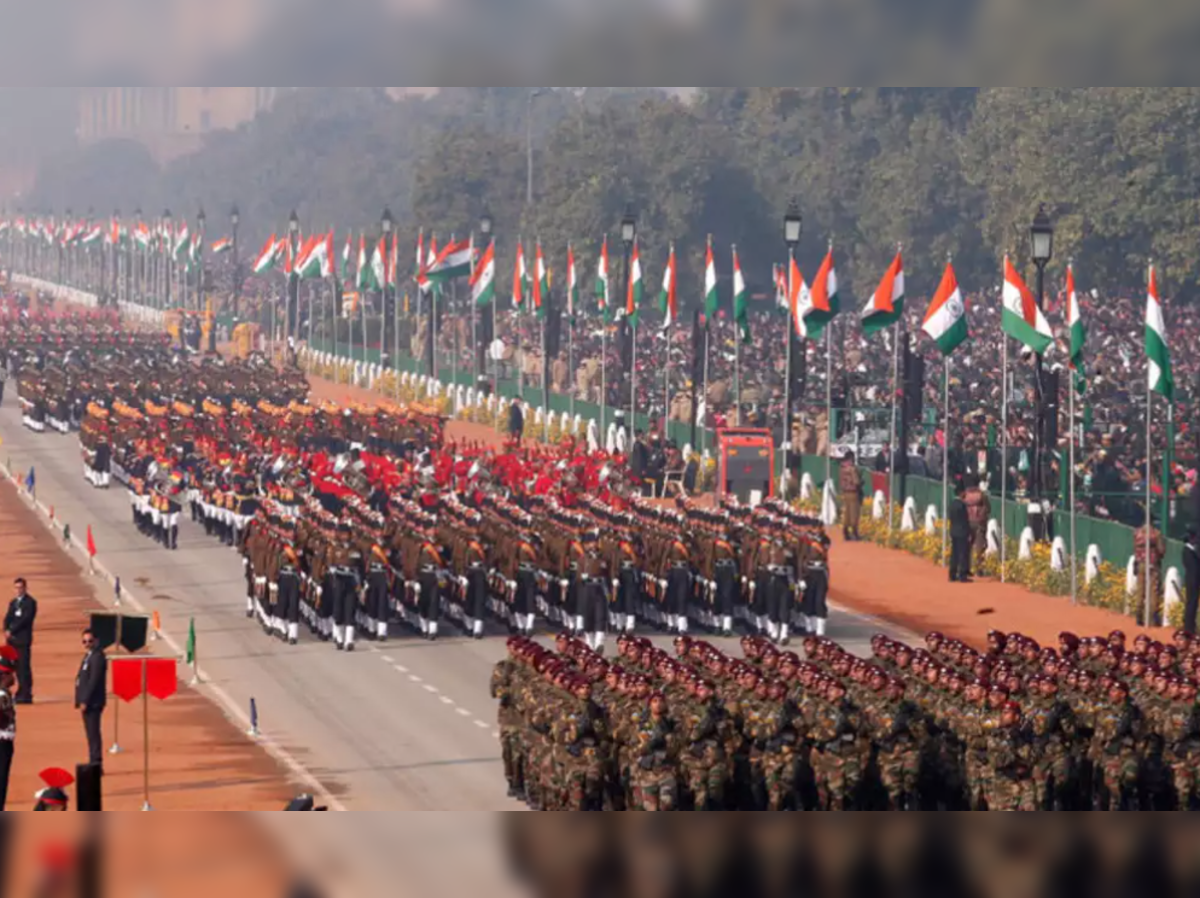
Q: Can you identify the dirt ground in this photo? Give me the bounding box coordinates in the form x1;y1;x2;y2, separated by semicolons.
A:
826;532;1176;649
0;475;296;812
306;371;1179;648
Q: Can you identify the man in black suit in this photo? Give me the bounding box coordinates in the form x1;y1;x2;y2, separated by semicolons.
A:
949;484;972;583
74;629;107;766
630;431;649;495
1183;529;1200;636
4;578;37;704
507;398;524;446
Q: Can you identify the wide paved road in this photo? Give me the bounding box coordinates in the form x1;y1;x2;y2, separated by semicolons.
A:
0;395;912;815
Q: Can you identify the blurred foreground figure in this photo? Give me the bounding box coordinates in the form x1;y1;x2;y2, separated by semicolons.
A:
497;630;1200;811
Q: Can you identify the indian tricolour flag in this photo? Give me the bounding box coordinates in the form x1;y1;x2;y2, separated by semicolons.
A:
340;234;353;285
470;239;496;307
532;241;549;320
732;247;749;343
787;256;809;339
1066;263;1085;376
566;243;579;319
658;243;677;331
297;233;333;280
134;222;150;249
805;247;838;339
1145;264;1174;400
355;235;373;291
251;234;282;274
172;224;190;260
595;236;610;319
861;250;904;336
625;238;643;326
80;225;104;247
513;239;529;309
1001;256;1052;353
922;261;969;355
774;263;787;310
419;235;439;294
210;237;233;256
703;238;718;318
426;238;474;283
371;236;387;289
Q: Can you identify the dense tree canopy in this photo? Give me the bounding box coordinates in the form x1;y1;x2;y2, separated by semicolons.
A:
24;87;1200;304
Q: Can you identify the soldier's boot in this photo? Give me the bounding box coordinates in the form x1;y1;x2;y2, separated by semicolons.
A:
287;622;299;646
814;617;827;637
427;619;438;641
778;623;790;647
344;625;356;652
472;617;485;640
677;615;688;636
246;593;255;619
721;615;733;637
502;743;516;796
333;623;345;650
376;618;388;642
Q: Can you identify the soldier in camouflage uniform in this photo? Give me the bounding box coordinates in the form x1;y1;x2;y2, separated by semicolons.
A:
491;639;526;799
630;692;677;811
1092;679;1143;810
984;701;1037;812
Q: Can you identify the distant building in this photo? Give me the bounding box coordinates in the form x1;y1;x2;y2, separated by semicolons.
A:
76;87;283;163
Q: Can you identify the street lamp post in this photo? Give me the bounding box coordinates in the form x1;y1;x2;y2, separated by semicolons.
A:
163;210;173;313
618;205;636;441
382;207;394;372
1030;204;1054;506
111;208;121;304
134;207;143;305
287;209;300;354
479;205;493;385
526;89;547;207
230;204;240;319
782;199;803;479
477;206;492;393
197;206;207;353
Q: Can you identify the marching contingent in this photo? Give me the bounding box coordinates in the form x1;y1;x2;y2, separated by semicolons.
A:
3;296;1199;812
492;628;1200;812
2;299;834;657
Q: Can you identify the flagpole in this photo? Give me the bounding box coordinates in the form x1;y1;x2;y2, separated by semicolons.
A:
568;251;575;420
1069;361;1078;605
450;233;458;391
394;287;402;402
601;320;607;439
470;233;477;385
701;322;710;456
733;244;740;427
541;304;549;443
328;280;336;374
1001;321;1008;583
631;319;638;441
307;280;314;349
783;248;794;479
889;317;900;534
942;354;951;568
1145;363;1153;626
825;322;833;487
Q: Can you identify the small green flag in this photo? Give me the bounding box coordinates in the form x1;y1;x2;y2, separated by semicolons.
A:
186;618;196;665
